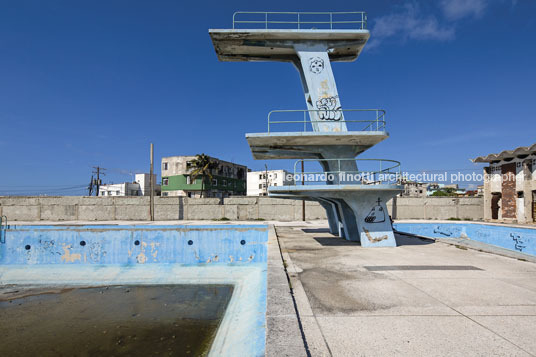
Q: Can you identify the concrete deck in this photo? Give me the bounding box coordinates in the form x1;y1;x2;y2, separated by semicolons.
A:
274;222;536;356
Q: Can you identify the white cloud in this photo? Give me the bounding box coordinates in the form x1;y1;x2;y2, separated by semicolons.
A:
369;4;455;49
440;0;488;20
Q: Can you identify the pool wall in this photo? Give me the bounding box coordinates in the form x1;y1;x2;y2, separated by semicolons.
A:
0;225;266;265
394;221;536;256
0;224;268;357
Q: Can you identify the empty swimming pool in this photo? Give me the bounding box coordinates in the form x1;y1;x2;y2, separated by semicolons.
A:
0;224;268;356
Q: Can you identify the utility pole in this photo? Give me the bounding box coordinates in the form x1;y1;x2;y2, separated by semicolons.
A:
302;160;305;221
92;167;106;196
149;143;155;221
88;175;94;196
264;164;268;196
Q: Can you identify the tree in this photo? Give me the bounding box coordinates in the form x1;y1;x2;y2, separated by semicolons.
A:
189;154;218;198
431;187;457;197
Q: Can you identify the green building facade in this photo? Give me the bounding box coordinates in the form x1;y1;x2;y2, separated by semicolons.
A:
161;155;247;198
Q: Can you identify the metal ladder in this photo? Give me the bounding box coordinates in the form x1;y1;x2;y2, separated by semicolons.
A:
0;215;7;244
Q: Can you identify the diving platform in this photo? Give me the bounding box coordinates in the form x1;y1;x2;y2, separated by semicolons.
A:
270;185;403;247
246;109;388;159
210;11;403;247
209;11;369;62
246;131;387;160
269;158;403;247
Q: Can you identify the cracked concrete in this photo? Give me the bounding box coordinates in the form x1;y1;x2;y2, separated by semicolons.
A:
273;222;536;356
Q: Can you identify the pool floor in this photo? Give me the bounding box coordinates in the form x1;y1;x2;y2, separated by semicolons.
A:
0;284;233;356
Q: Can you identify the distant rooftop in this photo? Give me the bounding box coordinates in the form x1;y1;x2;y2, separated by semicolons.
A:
472;142;536;163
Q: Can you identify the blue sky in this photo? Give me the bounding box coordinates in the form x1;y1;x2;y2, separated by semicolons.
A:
0;0;535;195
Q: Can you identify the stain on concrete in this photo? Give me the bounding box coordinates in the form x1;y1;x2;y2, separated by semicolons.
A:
299;267;393;314
364;228;388;243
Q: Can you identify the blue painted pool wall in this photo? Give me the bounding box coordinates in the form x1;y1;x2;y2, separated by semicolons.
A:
394;222;536;256
0;225;268;265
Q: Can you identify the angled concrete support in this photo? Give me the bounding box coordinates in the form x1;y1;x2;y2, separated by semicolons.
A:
317;199;340;236
293;46;346;133
332;198;359;242
343;192;397;247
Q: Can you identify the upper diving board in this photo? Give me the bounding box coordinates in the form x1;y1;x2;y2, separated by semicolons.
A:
209;11;369;62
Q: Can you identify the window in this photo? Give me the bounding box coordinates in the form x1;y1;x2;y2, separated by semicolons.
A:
186;176;191;185
212;179;218;186
162;192;168;197
163;178;169;186
163;162;168;170
116;190;120;195
274;183;277;186
259;174;262;180
223;180;227;186
274;173;277;179
259;184;262;189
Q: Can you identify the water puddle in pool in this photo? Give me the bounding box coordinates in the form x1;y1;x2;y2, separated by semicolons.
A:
0;284;233;356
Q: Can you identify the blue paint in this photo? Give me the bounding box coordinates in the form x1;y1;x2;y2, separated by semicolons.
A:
394;222;536;256
0;224;269;356
0;225;268;265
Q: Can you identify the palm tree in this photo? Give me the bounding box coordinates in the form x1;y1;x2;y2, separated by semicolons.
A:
189;154;218;198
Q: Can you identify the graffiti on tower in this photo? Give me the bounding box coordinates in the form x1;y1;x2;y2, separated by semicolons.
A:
316;96;342;121
309;57;325;74
364;198;386;223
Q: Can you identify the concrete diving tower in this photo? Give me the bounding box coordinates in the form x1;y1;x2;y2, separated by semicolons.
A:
210;12;403;247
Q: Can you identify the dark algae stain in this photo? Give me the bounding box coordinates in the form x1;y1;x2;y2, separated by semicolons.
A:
0;284;233;356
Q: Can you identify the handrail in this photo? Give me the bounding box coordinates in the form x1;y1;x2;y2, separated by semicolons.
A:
232;11;367;30
292;158;401;185
267;109;386;133
0;215;7;244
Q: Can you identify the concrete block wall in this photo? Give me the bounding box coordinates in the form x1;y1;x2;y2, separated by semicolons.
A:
388;197;483;220
0;196;483;222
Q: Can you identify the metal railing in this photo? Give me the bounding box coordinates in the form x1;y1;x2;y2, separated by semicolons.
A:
232;11;367;30
0;215;7;244
291;158;401;185
267;109;386;133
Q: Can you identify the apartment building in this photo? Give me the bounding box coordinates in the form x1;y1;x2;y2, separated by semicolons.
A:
247;170;294;196
161;155;247;198
99;173;160;197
